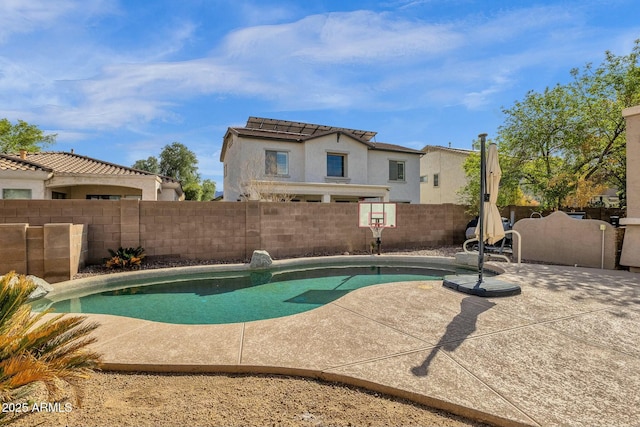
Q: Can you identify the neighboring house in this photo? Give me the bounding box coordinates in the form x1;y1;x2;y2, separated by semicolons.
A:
220;117;423;203
420;145;472;204
0;151;184;201
590;188;620;208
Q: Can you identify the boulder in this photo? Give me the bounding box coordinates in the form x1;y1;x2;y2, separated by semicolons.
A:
26;275;54;300
250;250;273;269
0;274;54;300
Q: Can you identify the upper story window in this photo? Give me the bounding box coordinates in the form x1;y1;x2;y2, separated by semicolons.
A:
2;189;32;199
327;153;346;177
265;150;289;176
389;160;405;181
433;173;440;187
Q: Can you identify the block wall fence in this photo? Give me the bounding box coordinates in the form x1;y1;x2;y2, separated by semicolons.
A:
0;200;470;268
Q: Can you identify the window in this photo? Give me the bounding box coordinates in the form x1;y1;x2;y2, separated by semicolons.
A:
420;175;428;183
327;153;346;177
265;150;288;175
389;160;405;181
2;189;32;199
433;173;440;187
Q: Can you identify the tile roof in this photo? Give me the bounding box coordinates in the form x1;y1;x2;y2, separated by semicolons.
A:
24;152;152;175
371;142;424;155
1;152;178;183
422;145;473;155
0;154;53;172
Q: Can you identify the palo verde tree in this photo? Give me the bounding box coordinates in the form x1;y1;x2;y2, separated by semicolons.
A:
496;39;640;209
0;119;56;153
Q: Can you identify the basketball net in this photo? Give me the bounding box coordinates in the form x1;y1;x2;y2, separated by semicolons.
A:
369;223;384;239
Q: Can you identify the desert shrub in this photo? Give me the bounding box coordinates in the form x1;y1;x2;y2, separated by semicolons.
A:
104;246;146;269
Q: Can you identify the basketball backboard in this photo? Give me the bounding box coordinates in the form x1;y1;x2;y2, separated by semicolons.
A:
358;202;397;228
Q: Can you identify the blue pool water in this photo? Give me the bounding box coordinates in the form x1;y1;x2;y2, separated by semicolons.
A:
42;265;467;324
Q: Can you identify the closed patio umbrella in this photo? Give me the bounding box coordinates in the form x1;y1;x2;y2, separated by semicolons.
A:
476;142;505;245
442;134;520;296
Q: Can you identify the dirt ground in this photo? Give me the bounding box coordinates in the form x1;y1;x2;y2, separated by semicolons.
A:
8;372;491;427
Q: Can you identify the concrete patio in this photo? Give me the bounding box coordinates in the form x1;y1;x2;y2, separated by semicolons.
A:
80;259;640;427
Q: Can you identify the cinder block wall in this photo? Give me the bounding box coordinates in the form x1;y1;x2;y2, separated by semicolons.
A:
0;222;87;282
0;200;470;267
0;223;28;273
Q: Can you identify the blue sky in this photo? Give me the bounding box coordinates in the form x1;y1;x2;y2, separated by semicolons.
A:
1;0;638;186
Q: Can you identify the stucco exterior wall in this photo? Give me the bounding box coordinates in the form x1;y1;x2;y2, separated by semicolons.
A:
304;134;369;184
0;171;48;199
513;211;617;269
223;135;307;201
620;105;640;271
368;150;420;203
420;148;470;204
49;175;161;200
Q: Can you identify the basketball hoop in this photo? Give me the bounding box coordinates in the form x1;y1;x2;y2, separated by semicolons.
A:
358;202;396;255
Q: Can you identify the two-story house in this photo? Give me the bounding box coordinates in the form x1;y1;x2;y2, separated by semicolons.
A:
420;145;472;204
220;117;423;203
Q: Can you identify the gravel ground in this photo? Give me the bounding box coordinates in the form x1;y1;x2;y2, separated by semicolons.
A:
74;245;462;279
11;246;495;427
8;372;491;427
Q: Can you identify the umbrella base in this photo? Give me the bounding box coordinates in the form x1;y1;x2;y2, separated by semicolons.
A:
443;274;521;297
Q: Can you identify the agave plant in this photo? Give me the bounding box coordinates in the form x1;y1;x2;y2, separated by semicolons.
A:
105;246;146;269
0;272;101;423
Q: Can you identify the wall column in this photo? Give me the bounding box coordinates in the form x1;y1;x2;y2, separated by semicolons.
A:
621;106;640;272
0;223;28;274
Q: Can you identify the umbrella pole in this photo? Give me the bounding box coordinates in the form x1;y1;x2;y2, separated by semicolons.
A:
477;133;488;287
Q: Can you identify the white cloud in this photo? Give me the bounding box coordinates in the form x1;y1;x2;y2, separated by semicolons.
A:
0;2;634;137
222;11;463;64
0;0;76;42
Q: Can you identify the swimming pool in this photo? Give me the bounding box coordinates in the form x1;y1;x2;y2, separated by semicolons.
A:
34;257;483;324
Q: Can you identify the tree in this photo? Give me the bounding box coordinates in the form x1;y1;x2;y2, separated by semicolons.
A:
236;154;294;202
132;142;217;201
0;273;101;424
0;118;56;153
200;179;216;201
159;142;200;184
458;138;528;215
498;85;582;208
567;40;640;207
496;40;640;209
132;156;160;174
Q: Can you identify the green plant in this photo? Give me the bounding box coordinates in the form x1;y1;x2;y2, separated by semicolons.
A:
0;272;101;424
105;246;146;269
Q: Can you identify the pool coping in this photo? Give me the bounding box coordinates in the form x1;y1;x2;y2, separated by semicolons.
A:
46;254;504;301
